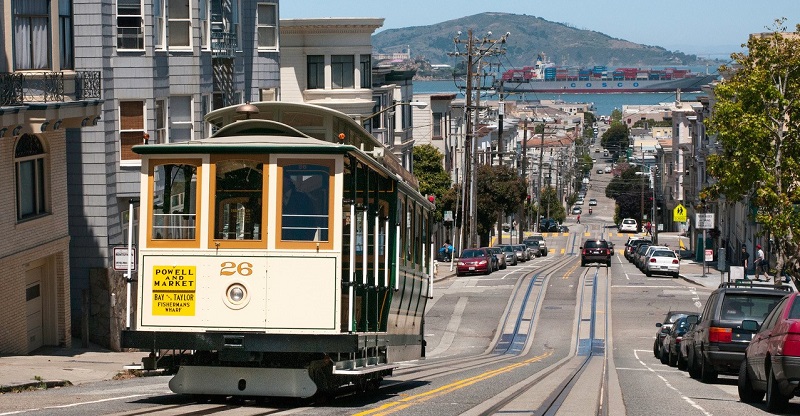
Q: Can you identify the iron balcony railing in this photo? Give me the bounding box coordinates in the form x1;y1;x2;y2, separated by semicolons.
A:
0;70;101;107
211;30;238;58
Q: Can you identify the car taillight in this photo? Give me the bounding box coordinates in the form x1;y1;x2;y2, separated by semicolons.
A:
709;327;733;343
672;259;679;264
650;258;656;263
676;336;682;344
782;333;800;356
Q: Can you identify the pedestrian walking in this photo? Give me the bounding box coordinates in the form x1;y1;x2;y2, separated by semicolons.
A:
577;214;581;224
755;244;767;281
645;221;652;236
741;244;750;278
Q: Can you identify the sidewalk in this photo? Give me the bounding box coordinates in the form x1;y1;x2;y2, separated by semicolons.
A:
0;340;147;392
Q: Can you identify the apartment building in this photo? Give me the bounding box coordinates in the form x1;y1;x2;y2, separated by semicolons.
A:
1;0;103;354
66;0;280;349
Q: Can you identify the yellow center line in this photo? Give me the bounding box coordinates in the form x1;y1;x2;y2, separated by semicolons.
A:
354;349;555;416
563;260;581;279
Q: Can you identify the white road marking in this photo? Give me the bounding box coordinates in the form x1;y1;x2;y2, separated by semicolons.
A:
633;349;713;416
0;394;150;415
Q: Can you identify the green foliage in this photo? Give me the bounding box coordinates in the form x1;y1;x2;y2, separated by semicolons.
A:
476;164;527;241
534;124;545;135
631;118;672;128
413;144;452;222
600;123;629;153
610;108;623;123
537;186;566;223
605;164;652;223
705;19;800;279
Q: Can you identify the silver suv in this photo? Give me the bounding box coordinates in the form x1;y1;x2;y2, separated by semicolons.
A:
524;234;548;256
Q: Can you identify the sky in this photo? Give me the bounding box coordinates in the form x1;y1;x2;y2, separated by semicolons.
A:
279;0;800;59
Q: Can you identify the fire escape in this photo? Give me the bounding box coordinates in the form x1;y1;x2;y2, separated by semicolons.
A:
210;0;238;109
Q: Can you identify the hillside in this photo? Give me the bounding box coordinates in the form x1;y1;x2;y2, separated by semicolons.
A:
372;12;709;68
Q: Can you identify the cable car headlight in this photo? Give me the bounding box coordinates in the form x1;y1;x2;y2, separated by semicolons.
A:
223;283;250;309
229;285;245;302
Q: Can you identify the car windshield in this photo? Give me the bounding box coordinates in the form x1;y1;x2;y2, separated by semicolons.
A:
500;246;514;253
720;294;784;322
651;250;676;258
790;297;800;319
525;241;539;247
462;250;484;258
664;312;689;324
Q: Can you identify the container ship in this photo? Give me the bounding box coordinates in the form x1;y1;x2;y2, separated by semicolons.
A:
498;54;718;94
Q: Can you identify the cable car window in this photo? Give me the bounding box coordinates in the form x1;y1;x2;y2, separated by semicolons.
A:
281;163;330;242
151;163;198;240
214;159;263;240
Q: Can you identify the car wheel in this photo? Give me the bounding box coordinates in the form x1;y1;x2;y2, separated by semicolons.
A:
606;260;611;267
653;339;660;358
456;271;462;277
660;347;669;365
673;273;679;278
677;351;687;371
543;250;548;257
645;271;652;277
484;267;491;275
766;365;790;411
688;349;700;379
581;260;586;267
738;359;765;403
700;352;718;383
668;348;678;367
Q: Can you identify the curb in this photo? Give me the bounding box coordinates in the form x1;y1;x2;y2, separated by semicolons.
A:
0;380;72;393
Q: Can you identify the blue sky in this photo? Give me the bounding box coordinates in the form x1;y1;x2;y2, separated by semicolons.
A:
279;1;800;58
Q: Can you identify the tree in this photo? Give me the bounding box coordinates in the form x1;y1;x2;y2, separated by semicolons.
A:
600;122;630;155
475;164;527;243
413;144;452;222
705;19;800;282
537;186;565;223
605;164;652;224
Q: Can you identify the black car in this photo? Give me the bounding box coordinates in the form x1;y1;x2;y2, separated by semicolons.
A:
685;281;792;383
539;218;559;232
661;315;698;367
654;310;693;359
580;239;612;267
624;236;651;262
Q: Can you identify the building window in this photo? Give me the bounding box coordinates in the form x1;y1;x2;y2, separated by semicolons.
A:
150;162;200;242
360;54;371;88
117;0;144;50
58;0;73;70
120;101;146;161
433;112;442;138
155;99;167;144
257;3;277;49
213;158;266;243
331;55;354;89
199;0;209;49
168;0;191;48
153;0;164;49
307;55;324;90
12;0;50;70
15;134;48;220
170;96;193;142
278;161;332;246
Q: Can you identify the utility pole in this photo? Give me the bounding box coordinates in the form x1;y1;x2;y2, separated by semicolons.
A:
536;121;544;231
450;30;509;248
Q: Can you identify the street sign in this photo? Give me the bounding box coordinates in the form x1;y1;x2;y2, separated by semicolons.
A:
704;249;714;262
673;204;687;222
443;210;453;222
696;213;715;229
113;246;137;271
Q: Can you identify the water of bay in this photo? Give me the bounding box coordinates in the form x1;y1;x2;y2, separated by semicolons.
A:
414;80;702;116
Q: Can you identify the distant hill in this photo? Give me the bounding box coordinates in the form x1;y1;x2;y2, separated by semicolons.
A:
372;12;710;68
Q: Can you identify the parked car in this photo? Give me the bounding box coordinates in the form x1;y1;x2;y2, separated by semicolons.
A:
654;311;694;358
619;218;638;233
514;244;530;261
524;240;542;258
497;245;517;266
539;218;559;232
556;225;570;233
661;315;697;367
624;236;651;262
631;243;653;270
524;234;548;256
571;206;582;215
575;199;584;205
588;198;598;206
456;248;493;276
685;281;792;383
637;245;670;272
645;249;681;278
580;239;612;267
738;292;800;411
487;246;507;270
480;247;499;272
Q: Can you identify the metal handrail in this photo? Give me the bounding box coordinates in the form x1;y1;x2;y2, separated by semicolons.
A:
0;70;101;106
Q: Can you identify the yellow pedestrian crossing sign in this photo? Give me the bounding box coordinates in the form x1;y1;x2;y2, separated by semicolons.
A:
673;204;687;222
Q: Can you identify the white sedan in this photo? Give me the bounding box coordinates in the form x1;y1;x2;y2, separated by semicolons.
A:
644;249;680;278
